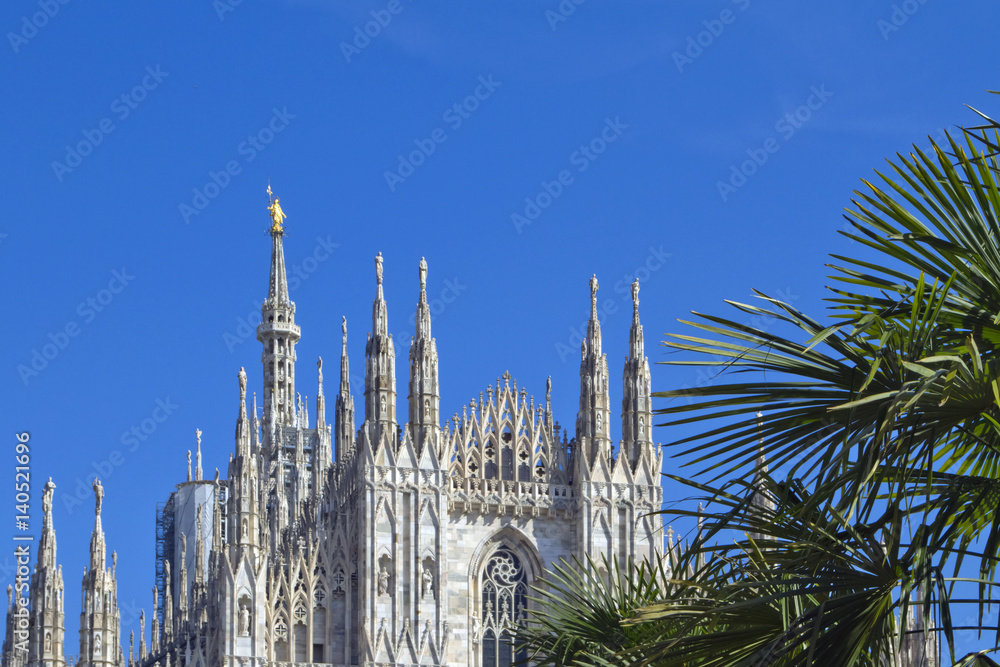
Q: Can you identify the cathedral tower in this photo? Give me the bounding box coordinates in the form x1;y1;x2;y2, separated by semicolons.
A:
257;190;300;433
407;257;440;455
621;279;654;472
28;479;64;667
77;481;121;667
364;253;397;450
576;275;612;473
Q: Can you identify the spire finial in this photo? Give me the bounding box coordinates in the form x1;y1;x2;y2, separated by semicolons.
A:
195;429;203;481
239;367;247;399
267;186;287;235
93;478;104;517
42;477;55;527
376;252;384;286
589;274;599;316
631;278;639;315
186;451;192;482
342;315;347;342
419;257;428;293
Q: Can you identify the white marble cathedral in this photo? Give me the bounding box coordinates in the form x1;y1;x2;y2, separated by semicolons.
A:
3;192;666;667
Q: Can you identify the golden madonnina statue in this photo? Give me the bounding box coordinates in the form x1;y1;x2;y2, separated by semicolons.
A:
267;185;287;233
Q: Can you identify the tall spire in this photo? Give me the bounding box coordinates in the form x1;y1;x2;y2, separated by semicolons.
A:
409;257;440;454
313;355;332;485
194;429;203;481
228;367;262;558
29;478;66;667
749;412;776;540
90;480;105;572
365;252;397;449
622;279;654;470
316;357;326;429
258;187;302;431
336;317;356;461
79;480;120;667
577;275;612;469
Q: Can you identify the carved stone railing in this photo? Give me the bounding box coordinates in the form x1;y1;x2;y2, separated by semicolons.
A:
447;476;574;516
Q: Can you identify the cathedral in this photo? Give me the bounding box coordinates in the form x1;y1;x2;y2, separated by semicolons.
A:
2;192;666;667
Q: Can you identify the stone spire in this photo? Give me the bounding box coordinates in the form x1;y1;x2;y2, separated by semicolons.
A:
365;252;397;449
193;508;205;587
228;368;262;558
577;275;612;469
150;586;159;654
315;357;326;430
336;317;356;462
621;279;654;470
29;478;65;667
408;257;440;454
78;481;120;667
749;412;776;543
138;610;146;660
162;562;173;642
258;188;302;432
311;356;332;494
194;430;203;482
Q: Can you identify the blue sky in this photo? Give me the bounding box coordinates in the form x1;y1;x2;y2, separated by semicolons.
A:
3;0;999;659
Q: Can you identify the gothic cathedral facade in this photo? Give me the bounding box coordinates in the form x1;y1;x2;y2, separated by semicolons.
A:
3;197;665;667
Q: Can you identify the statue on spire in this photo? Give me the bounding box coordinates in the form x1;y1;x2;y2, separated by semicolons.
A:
376;252;384;285
419;256;427;290
93;478;104;517
631;278;639;311
342;315;348;340
42;477;55;515
590;274;599;312
239;367;247;398
267;185;287;234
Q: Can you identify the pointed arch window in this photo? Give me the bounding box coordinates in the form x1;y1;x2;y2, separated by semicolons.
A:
481;547;528;667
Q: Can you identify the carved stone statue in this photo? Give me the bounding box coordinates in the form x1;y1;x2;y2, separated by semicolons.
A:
378;565;390;596
421;565;433;600
375;252;384;285
419;256;427;288
93;479;103;517
186;450;192;482
238;603;251;636
42;478;54;516
471;612;480;645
